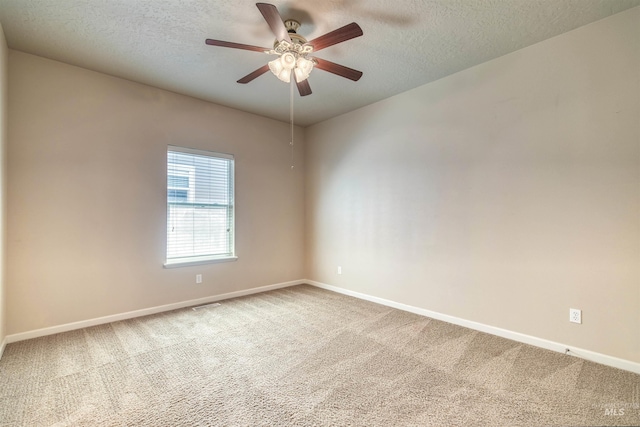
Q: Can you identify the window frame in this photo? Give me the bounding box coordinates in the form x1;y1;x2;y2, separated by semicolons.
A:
163;145;237;268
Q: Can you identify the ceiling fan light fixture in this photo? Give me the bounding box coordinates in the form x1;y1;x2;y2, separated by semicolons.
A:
270;51;311;83
294;57;314;82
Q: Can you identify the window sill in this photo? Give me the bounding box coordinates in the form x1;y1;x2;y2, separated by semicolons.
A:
163;256;238;269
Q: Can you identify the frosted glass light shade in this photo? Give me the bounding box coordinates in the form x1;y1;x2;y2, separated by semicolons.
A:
269;58;291;83
294;67;309;82
294;57;314;82
281;52;296;70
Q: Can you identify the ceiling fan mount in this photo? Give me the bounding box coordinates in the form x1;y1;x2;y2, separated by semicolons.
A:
205;3;363;97
284;19;301;35
272;21;311;54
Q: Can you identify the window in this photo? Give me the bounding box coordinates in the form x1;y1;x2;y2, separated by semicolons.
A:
165;146;236;267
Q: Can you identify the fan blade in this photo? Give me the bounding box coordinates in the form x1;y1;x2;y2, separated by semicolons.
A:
308;22;363;52
295;76;312;96
314;58;363;81
237;65;270;84
206;39;268;53
256;3;291;43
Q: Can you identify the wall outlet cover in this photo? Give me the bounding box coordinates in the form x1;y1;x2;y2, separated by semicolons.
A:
569;308;581;324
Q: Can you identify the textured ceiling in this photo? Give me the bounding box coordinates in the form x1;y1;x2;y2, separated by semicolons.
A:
1;0;639;126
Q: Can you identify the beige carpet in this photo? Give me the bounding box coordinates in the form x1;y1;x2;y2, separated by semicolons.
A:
0;284;638;426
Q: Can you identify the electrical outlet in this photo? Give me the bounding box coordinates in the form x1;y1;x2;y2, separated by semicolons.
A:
569;308;581;324
196;274;202;284
337;266;342;275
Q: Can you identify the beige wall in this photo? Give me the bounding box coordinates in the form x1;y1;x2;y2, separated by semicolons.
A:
0;23;7;346
305;8;640;363
7;51;305;335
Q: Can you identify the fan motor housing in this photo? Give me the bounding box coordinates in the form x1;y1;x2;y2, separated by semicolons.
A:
274;19;308;48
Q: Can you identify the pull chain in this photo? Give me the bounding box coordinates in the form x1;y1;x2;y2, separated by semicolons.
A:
290;79;294;169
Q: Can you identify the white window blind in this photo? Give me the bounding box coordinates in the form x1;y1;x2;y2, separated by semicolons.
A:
165;146;235;266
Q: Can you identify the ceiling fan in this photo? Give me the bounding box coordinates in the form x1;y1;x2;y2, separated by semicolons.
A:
205;3;363;96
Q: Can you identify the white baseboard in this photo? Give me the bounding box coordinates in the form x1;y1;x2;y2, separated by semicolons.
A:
0;336;6;361
5;279;305;344
307;280;640;375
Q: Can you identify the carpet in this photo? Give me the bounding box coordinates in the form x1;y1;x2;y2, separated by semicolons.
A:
1;284;638;426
